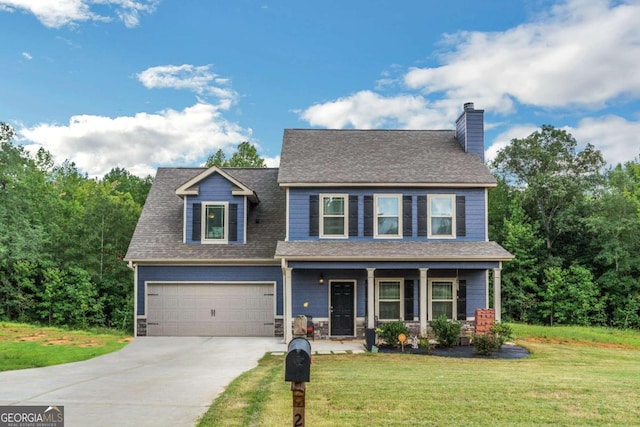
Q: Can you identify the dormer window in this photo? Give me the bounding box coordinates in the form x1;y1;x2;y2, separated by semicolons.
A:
203;202;228;243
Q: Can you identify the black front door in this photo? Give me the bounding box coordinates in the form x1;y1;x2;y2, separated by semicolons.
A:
330;281;354;336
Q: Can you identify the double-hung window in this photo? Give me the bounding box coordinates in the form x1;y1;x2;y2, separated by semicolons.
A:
429;279;456;320
374;194;402;238
202;202;228;243
428;194;455;238
377;279;403;320
320;194;347;238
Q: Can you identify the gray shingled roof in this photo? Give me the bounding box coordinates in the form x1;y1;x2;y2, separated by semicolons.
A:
275;241;513;261
277;129;497;185
125;168;285;262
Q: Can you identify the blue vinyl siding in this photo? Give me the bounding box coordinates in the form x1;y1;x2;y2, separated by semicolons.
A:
185;173;246;244
291;269;367;318
288;187;486;241
287;266;491;322
137;265;282;316
460;270;487;318
455;109;484;163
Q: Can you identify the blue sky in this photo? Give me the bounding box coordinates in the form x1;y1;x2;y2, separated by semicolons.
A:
1;0;639;177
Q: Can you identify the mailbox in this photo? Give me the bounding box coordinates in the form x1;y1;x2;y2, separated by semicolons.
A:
285;337;311;382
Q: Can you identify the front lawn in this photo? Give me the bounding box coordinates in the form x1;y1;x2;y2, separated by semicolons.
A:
199;325;640;426
0;322;131;371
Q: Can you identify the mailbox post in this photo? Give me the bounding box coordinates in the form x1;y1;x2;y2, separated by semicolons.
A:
285;337;311;427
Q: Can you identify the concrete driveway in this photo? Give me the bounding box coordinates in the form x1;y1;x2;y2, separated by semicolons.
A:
0;337;287;427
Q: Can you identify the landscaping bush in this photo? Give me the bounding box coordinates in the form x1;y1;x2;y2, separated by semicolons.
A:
376;321;409;348
473;333;501;355
430;315;462;348
474;322;514;355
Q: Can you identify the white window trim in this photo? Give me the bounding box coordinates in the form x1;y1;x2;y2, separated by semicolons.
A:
375;278;404;321
319;193;348;239
374;194;402;238
202;201;229;244
427;194;456;239
428;278;457;321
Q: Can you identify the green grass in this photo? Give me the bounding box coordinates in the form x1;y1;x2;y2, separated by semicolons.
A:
198;325;640;426
509;323;640;347
0;322;131;371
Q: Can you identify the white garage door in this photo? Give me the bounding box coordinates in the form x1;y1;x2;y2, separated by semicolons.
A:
146;283;275;336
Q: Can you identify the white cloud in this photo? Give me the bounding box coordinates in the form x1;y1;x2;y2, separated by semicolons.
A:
485;115;640;167
0;0;157;28
21;51;32;60
300;90;453;129
19;102;251;178
137;64;238;105
264;155;280;168
405;0;640;110
485;124;540;165
571;115;640;166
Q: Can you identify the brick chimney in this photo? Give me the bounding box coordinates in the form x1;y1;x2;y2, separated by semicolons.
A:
455;102;485;163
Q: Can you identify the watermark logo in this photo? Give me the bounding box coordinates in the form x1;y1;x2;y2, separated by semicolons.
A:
0;405;64;427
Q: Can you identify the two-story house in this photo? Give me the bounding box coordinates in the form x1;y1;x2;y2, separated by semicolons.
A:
125;103;513;341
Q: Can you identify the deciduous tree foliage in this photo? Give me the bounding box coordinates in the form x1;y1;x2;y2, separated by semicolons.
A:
205;141;266;168
491;125;640;327
492;125;604;259
0;123;150;332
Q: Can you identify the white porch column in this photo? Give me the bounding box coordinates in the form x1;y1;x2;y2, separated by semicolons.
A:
367;268;375;328
493;266;502;323
419;268;428;336
284;267;293;343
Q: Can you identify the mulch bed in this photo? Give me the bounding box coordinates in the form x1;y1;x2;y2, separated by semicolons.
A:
376;343;530;359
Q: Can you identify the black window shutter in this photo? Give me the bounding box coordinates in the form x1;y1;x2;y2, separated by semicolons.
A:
456;196;466;237
457;280;467;321
417;195;427;237
228;203;238;241
363;195;373;237
403;195;412;237
349;195;358;237
192;203;202;241
404;280;414;321
309;195;319;237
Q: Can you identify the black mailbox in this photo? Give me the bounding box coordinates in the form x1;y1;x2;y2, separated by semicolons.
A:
285;337;311;382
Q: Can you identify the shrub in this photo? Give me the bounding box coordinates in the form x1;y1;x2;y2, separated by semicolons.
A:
376;321;409;348
473;333;501;355
430;315;462;348
490;322;513;346
474;322;514;356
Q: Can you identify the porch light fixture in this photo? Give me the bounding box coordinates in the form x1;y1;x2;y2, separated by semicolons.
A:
318;274;324;285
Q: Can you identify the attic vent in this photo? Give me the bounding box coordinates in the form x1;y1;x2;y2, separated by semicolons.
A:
464;102;475;111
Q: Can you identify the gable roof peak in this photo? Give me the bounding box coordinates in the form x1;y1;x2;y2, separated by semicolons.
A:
175;166;259;202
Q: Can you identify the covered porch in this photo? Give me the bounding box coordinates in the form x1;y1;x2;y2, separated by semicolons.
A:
275;241;513;343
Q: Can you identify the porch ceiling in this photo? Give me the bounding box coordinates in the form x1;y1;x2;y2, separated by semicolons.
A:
275;241;514;262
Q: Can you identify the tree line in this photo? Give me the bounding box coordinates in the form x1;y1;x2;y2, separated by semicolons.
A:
2;121;639;331
0;123;151;331
491;125;640;328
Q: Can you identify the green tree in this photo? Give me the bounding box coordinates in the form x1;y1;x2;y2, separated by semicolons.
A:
585;160;640;327
500;197;545;323
540;265;604;326
492;125;605;261
205;141;266;168
103;167;152;207
205;149;228;167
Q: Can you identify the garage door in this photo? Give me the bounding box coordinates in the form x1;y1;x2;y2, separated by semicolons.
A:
146;283;274;336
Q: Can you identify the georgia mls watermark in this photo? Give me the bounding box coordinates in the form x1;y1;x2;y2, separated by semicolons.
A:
0;406;64;427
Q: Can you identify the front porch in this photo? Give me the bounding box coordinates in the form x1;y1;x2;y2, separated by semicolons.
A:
280;263;504;342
